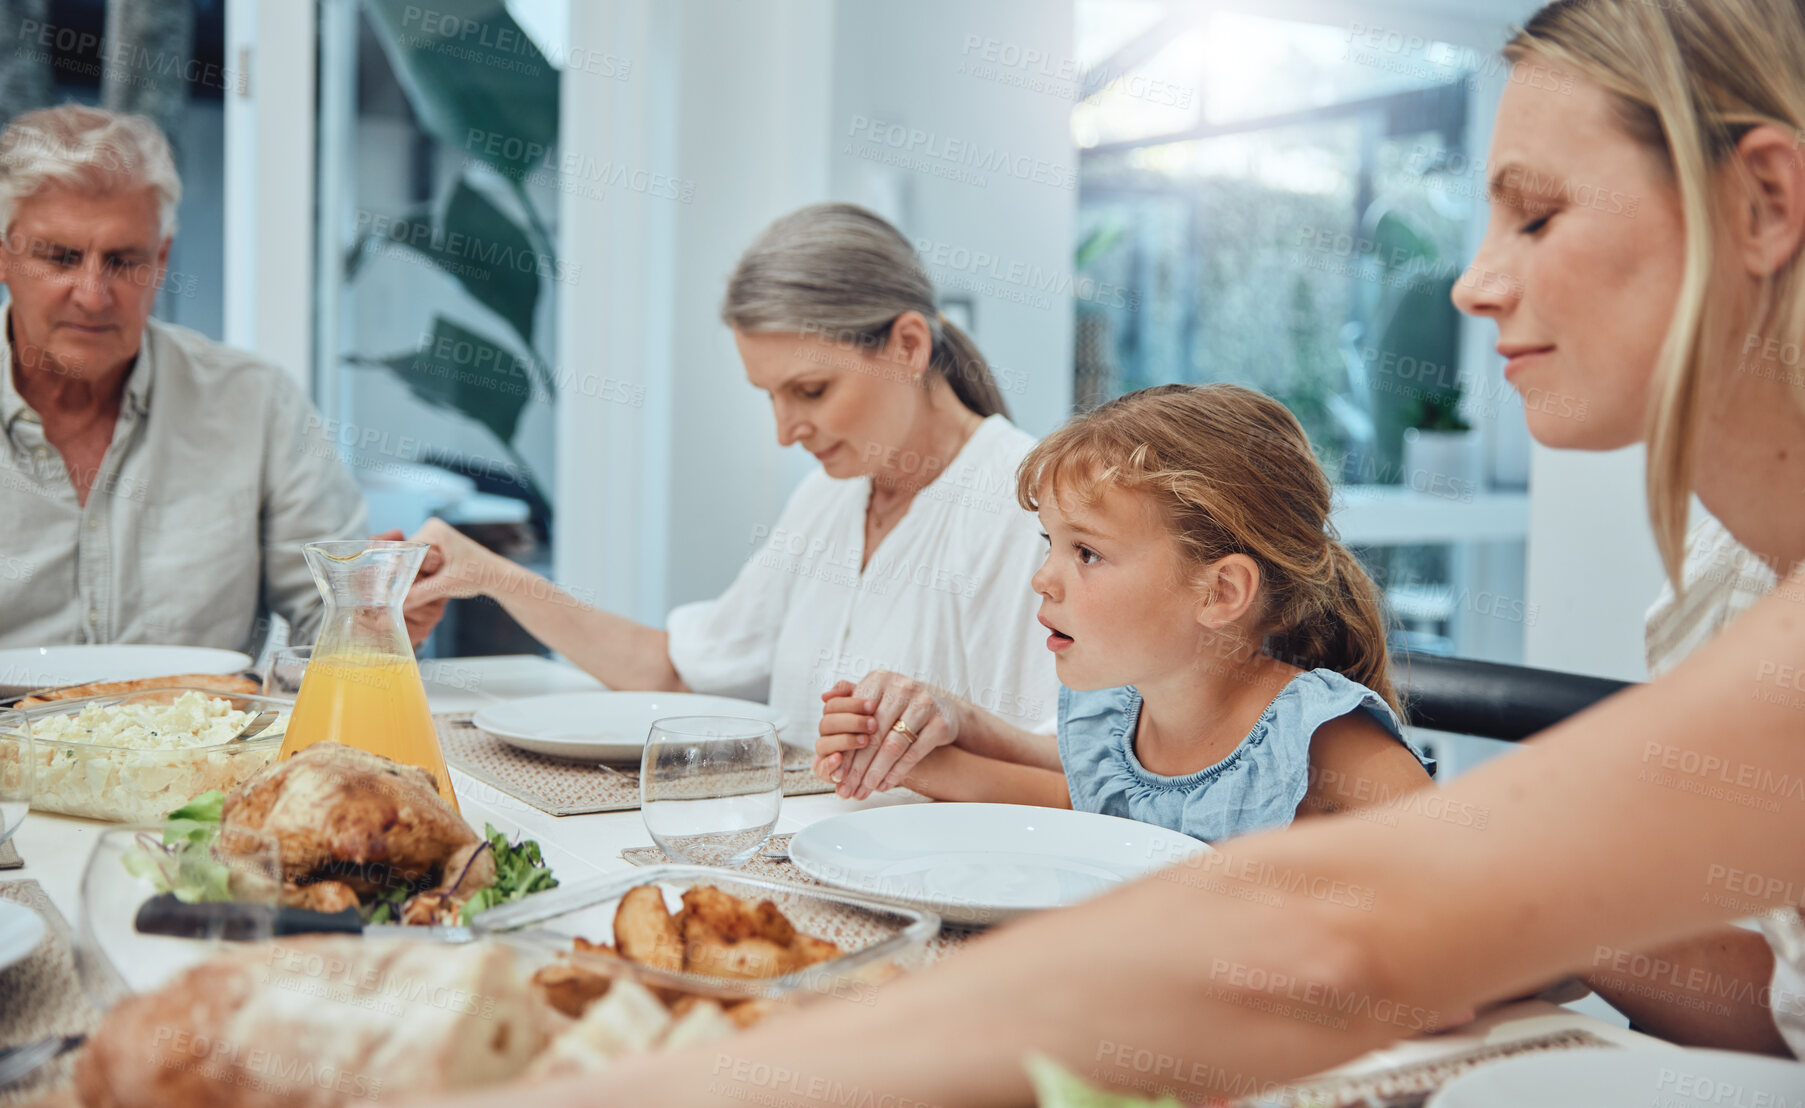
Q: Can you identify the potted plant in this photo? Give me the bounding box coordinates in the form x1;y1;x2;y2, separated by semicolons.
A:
1401;387;1481;501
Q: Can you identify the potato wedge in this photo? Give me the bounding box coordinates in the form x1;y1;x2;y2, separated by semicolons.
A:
751;899;798;947
685;933;794;980
787;933;841;969
614;885;684;971
677;886;763;942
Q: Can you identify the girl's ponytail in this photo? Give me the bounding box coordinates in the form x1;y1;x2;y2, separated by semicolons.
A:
1266;540;1400;719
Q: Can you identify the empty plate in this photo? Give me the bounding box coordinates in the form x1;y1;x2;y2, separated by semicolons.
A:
788;803;1210;925
0;644;252;697
472;691;794;763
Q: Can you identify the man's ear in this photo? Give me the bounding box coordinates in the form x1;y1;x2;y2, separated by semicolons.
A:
1731;125;1805;279
1194;554;1261;629
152;236;172;293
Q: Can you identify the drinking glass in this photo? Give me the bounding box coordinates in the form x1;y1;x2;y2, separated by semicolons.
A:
641;716;782;867
76;823;283;1004
0;709;32;846
261;645;313;698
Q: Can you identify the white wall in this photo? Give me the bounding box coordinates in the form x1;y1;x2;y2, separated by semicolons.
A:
829;0;1078;439
1524;446;1665;681
659;1;839;611
557;0;1078;621
555;0;837;623
224;0;316;385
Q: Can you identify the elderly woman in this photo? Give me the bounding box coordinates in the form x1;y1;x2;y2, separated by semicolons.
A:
430;0;1805;1103
406;204;1058;741
0;105;363;656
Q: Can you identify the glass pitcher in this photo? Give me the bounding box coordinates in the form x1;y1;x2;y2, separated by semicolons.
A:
277;540;457;808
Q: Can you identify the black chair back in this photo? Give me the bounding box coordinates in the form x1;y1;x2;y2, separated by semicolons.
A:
1392;653;1632;743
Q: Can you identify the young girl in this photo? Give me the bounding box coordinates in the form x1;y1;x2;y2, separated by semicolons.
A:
815;383;1435;841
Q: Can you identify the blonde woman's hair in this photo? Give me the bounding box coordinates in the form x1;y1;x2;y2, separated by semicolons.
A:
1507;0;1805;584
1015;384;1399;716
722;203;1010;420
0;104;181;241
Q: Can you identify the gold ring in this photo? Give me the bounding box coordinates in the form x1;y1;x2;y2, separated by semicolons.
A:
889;719;919;746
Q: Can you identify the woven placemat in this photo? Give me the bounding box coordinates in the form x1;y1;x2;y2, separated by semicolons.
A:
620;835;979;963
1222;1028;1618;1107
0;881;103;1105
437;712;833;816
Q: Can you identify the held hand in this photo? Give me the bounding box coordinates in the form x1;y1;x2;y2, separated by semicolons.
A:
372;528;446;647
814;680;882;786
816;672;962;800
403;519;505;606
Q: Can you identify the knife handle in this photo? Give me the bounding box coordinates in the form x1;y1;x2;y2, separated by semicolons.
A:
134;894;364;939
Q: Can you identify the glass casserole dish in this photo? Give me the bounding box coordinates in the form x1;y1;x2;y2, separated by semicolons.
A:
19;687;291;822
470;864;942;1004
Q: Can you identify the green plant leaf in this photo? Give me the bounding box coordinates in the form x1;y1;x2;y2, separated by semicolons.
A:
369;315;536;444
1075;222;1127;270
445;180;542;346
359;0;559;185
357;183;543;350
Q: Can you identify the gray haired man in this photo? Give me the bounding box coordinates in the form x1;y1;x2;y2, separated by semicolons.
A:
0;104;365;655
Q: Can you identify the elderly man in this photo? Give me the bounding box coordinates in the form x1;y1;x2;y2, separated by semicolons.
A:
0;104;364;655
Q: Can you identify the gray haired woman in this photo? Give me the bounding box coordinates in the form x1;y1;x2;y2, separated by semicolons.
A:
409;203;1059;745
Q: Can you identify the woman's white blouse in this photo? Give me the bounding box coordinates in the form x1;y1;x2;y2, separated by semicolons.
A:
666;415;1058;740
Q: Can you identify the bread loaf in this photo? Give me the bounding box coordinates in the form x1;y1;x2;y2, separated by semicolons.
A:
74;938;545;1108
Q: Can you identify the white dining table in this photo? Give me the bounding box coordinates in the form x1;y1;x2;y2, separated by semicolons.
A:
8;654;924;928
6;654;1670;1099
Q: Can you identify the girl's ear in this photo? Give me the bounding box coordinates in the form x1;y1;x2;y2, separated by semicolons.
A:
1194;554;1261;629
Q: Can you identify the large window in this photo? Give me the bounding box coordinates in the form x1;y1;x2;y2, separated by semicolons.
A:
314;0;565;656
1073;5;1527;662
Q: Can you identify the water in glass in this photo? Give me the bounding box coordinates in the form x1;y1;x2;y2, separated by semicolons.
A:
641;716;782;867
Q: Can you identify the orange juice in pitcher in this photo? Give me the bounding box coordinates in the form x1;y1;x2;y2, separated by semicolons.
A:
278;541;457;808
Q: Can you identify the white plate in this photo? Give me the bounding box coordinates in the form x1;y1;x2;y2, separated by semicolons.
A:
0;899;47;973
1427;1046;1805;1107
0;644;252;696
788;803;1210;926
472;691;794;763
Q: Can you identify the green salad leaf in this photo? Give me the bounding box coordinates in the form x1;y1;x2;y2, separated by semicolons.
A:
457;824;558;923
121;791;236;904
162;789;225;847
1025;1055;1190;1108
363;882;413;925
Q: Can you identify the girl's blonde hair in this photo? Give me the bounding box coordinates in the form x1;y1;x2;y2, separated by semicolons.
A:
722;203;1010;420
1016;384;1399;716
1506;0;1805;584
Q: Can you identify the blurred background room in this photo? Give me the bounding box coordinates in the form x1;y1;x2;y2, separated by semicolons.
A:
0;0;1667;761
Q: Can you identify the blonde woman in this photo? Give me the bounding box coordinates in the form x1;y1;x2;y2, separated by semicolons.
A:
433;1;1805;1102
406;204;1058;741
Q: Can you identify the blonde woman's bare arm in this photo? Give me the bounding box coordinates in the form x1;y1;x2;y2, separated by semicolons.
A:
429;576;1805;1108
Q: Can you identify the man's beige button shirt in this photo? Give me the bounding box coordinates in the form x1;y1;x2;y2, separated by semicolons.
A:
0;309;366;661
